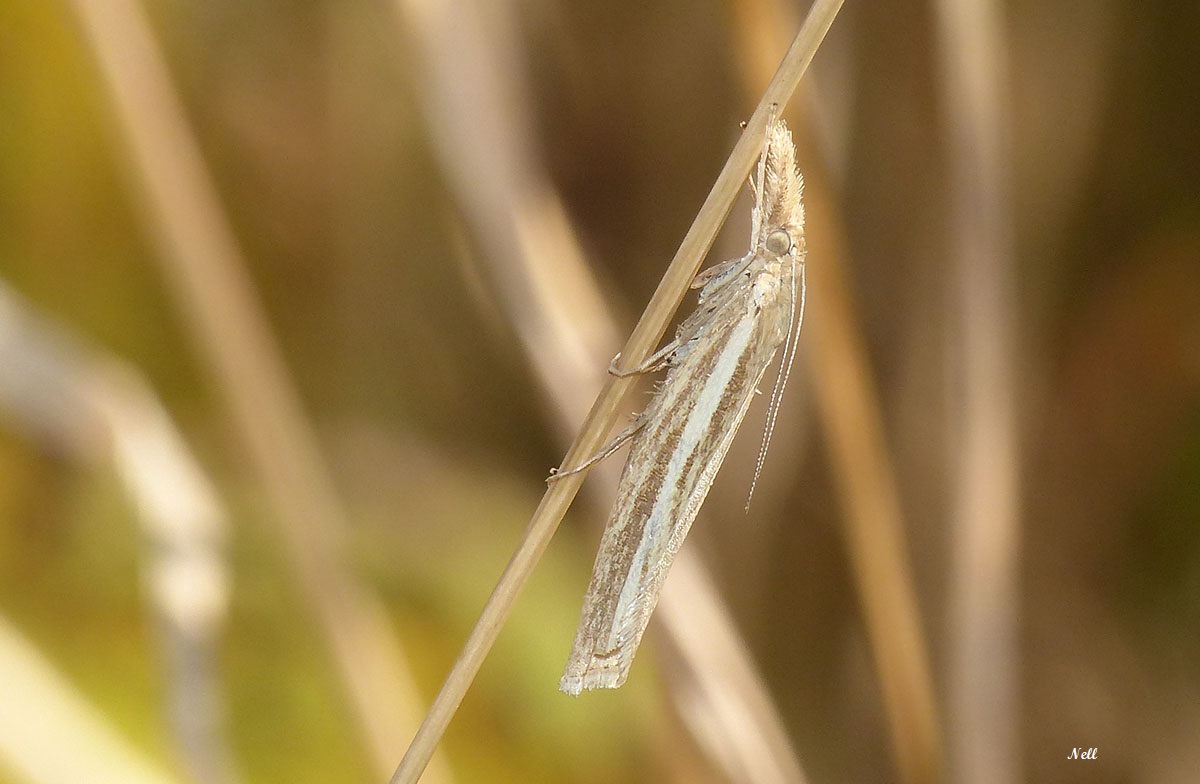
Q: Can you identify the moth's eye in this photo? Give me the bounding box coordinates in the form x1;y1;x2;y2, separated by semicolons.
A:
765;230;792;255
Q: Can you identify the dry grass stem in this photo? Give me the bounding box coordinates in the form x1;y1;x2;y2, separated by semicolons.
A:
67;0;445;779
393;0;620;430
932;1;1020;782
390;1;844;781
658;556;810;784
731;2;946;782
803;192;946;784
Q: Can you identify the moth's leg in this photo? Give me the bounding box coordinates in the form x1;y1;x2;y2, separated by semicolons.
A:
607;339;680;377
691;258;739;290
610;291;732;377
547;418;646;482
691;254;754;294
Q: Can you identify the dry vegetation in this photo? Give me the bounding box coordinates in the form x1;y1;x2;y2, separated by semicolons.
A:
0;1;1197;783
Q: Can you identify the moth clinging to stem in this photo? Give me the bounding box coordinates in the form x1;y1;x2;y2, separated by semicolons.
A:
550;114;807;696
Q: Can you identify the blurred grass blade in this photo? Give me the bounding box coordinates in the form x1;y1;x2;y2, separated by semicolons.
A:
932;1;1020;783
658;556;809;784
0;615;183;784
0;279;239;784
65;0;448;779
729;2;945;782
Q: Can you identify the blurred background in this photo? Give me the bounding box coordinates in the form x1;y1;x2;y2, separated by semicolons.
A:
0;1;1197;783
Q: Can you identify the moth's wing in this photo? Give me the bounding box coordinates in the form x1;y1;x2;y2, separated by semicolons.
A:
558;463;658;694
606;256;753;384
559;383;687;694
667;257;756;362
559;308;782;695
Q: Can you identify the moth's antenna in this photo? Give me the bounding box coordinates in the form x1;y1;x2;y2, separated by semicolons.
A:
747;255;806;512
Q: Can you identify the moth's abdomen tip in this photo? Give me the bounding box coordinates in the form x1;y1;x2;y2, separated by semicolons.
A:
559;667;626;695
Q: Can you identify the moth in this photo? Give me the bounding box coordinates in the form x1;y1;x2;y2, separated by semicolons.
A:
552;117;807;695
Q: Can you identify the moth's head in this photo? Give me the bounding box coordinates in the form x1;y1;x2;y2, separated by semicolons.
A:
757;122;806;258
